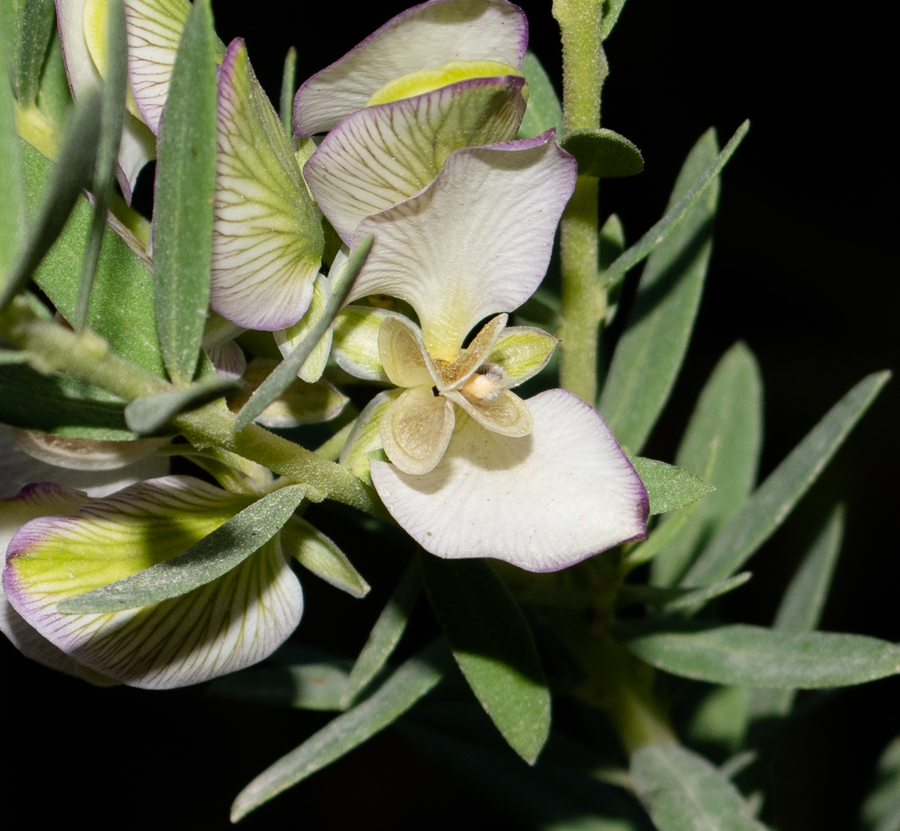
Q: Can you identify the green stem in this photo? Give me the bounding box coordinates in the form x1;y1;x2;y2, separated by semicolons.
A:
5;305;383;517
553;0;609;403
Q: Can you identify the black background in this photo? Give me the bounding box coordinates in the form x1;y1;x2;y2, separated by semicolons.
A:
3;2;896;829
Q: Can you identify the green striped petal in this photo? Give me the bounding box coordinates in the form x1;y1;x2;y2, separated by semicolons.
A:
332;305;409;383
3;476;304;688
294;0;527;136
486;325;558;386
211;40;324;331
340;389;400;486
123;0;191;134
305;76;525;244
273;270;333;384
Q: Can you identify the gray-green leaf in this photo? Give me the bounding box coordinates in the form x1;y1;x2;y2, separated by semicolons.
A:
230;638;452;822
14;0;56;104
152;0;217;384
651;342;763;586
124;376;238;435
419;554;550;764
342;558;420;707
561;128;643;178
599;128;722;455
518;51;563;139
682;371;889;589
631;457;714;516
58;484;306;613
625;624;900;688
631;743;767;831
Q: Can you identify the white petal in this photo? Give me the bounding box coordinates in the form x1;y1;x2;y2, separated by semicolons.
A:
10;428;165;471
378;315;437;389
340;389;401;485
124;0;191;134
305;76;525;244
205;339;248;382
371;389;649;572
332;305;409;383
211;40;323;331
293;0;527;136
56;0;155;202
3;477;303;688
0;426;169;499
350;134;577;358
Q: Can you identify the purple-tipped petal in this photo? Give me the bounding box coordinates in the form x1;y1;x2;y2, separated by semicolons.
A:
305;76;526;243
349;133;577;358
371;389;649;572
294;0;528;136
211;40;323;331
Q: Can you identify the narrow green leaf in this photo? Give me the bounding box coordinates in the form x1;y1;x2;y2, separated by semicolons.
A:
860;737;900;831
230;638;452;822
281;514;370;598
124;376;238;435
15;0;55;104
279;46;297;138
561;128;643;178
58;484;306;613
209;657;352;711
0;23;25;281
517;51;563;139
599;212;625;271
152;0;217;384
601;121;748;293
20;140;166;375
0;0;15;76
600;0;628;40
618;573;751;611
0;361;134;438
419;553;550;764
631;743;767;831
631;457;714;516
342;559;421;707
776;505;844;634
625;623;900;688
599;128;722;454
683;371;889;589
651;343;763;586
234;235;372;432
73;0;127;331
0;91;102;311
686;688;751;755
747;506;845;722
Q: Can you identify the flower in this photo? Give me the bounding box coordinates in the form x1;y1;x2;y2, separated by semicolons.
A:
1;475;305;689
293;0;529;138
334;134;649;572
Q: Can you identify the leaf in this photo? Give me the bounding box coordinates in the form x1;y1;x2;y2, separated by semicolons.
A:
230;638;452;822
0;91;102;310
14;0;56;104
682;371;889;589
0;25;25;283
209;655;352;711
600;0;628;40
561;128;643;178
631;743;767;831
279;46;297;138
234;235;372;431
281;514;370;599
58;484;306;613
599;129;721;455
651;343;763;586
419;554;550;764
0;361;134;438
73;0;128;331
124;376;239;434
19;140;166;376
342;558;420;707
747;506;845;722
152;0;217;384
860;737;900;831
625;623;900;689
600;121;749;293
631;457;714;516
618;573;751;612
518;51;563;139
